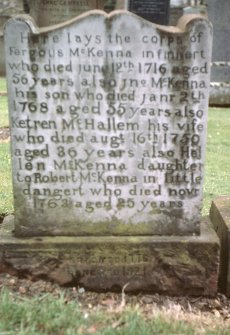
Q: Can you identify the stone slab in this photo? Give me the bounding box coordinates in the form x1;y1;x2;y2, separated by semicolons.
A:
4;13;212;237
29;0;104;27
210;196;230;295
0;0;24;15
211;63;230;83
209;84;230;107
0;215;219;295
207;0;230;106
126;0;170;24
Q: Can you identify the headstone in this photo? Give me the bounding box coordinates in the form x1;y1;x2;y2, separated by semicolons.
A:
126;0;170;24
207;0;230;106
169;0;185;25
28;0;104;27
0;16;10;76
0;0;24;15
0;0;24;76
5;12;211;237
2;12;220;295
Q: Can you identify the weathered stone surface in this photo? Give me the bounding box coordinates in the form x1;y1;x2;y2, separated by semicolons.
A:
4;13;212;237
169;0;184;26
207;0;230;106
29;0;104;27
0;215;219;295
210;196;230;295
209;84;230;107
0;0;24;15
0;16;10;76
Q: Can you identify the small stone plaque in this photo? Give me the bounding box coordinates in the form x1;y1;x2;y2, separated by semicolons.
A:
127;0;170;25
4;12;212;237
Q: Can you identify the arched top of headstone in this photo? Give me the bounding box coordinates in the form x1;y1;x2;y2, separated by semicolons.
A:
4;10;212;37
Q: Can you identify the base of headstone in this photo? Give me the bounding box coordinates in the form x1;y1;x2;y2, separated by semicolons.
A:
0;216;219;296
210;196;230;295
209;83;230;107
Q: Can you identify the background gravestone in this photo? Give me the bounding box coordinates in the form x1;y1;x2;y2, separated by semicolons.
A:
126;0;170;24
28;1;125;27
0;16;10;76
0;0;24;76
28;0;104;27
2;12;220;295
207;0;230;106
169;0;185;25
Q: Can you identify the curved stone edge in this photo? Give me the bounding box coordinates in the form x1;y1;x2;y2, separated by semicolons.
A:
210;196;230;295
3;11;212;37
0;216;219;296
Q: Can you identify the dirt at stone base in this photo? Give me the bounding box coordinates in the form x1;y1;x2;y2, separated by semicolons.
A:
0;272;230;325
0;127;10;141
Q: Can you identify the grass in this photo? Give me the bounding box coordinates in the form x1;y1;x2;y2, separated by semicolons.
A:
0;142;13;215
0;77;8;128
203;107;230;214
0;289;228;335
0;76;6;92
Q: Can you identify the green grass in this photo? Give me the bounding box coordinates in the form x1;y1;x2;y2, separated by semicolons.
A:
0;77;6;92
0;77;8;128
0;95;8;128
0;289;227;335
0;142;13;215
203;108;230;214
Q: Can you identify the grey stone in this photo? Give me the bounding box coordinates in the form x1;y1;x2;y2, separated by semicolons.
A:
0;16;11;76
0;215;220;295
209;83;230;107
210;197;230;295
4;13;212;237
28;0;104;27
207;0;230;106
0;0;24;15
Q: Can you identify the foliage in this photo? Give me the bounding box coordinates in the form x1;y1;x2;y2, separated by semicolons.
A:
0;95;8;128
0;77;6;92
0;77;8;128
0;289;225;335
0;143;13;215
203;108;230;214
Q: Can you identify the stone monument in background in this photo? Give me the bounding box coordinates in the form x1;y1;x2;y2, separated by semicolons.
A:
28;0;104;27
207;0;230;106
0;0;24;76
126;0;170;25
26;1;126;27
2;10;220;295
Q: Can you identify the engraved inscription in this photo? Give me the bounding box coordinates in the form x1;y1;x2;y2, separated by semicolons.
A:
4;13;212;236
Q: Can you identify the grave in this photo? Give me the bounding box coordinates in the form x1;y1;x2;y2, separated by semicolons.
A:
126;0;170;25
169;0;185;26
207;0;230;106
28;0;104;27
2;11;219;295
0;0;25;76
0;16;9;76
